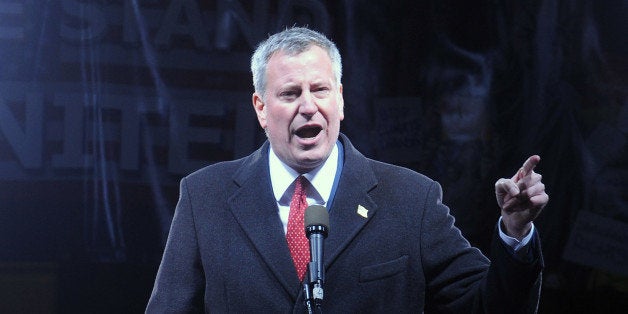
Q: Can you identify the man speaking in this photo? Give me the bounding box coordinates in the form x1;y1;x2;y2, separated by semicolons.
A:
146;27;548;313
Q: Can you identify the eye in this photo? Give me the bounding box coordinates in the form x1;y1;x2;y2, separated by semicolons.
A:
279;89;300;101
312;87;330;98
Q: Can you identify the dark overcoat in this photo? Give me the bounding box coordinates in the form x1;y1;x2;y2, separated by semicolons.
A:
147;134;543;313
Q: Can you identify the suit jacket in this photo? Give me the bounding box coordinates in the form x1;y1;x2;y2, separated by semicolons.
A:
146;134;543;313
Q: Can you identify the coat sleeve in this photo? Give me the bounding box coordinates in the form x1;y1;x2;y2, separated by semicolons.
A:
483;225;544;313
421;180;543;313
146;178;205;313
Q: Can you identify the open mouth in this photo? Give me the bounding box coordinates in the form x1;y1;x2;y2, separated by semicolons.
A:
295;125;322;139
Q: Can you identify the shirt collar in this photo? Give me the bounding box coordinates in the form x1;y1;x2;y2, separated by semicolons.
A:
269;142;340;206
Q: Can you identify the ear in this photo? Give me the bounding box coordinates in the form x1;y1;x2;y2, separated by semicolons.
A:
252;92;267;129
338;84;345;121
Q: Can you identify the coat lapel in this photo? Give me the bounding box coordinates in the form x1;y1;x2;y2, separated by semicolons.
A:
227;143;301;300
324;134;379;267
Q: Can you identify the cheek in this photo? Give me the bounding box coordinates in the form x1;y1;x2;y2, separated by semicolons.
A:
266;108;291;131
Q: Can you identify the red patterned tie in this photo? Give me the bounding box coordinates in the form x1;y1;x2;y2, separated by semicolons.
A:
286;175;310;281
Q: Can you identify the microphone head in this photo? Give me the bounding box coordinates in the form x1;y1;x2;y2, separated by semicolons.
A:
305;205;329;231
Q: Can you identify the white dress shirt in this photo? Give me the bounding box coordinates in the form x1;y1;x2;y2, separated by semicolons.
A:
269;143;340;234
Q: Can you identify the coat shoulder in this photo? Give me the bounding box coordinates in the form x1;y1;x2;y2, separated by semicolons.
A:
183;144;266;188
367;158;435;187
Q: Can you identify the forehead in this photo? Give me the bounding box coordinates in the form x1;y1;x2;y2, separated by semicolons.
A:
266;46;334;81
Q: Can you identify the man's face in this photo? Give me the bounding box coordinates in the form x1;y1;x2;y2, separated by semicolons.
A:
253;45;344;173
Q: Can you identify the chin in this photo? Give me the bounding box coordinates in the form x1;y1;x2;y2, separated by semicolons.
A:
292;155;324;171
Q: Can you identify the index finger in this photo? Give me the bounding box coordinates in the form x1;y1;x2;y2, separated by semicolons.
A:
514;155;541;182
522;155;541;174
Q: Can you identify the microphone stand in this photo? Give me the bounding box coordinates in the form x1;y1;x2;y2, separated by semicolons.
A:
302;278;323;314
303;280;324;313
302;277;314;314
309;261;324;312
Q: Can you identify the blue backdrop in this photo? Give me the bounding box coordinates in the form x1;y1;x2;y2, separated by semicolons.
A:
0;0;626;312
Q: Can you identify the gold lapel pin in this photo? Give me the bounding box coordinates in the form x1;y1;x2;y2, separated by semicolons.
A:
357;205;368;218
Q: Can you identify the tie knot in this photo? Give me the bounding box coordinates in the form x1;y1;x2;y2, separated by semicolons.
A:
294;175;306;197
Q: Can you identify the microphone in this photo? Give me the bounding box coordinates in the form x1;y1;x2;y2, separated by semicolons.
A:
304;205;329;309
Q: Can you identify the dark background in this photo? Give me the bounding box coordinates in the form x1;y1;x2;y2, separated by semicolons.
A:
0;0;626;313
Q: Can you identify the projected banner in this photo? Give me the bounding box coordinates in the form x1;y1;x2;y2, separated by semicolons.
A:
0;0;333;182
0;0;333;262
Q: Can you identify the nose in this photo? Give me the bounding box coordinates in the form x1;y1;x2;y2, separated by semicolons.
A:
298;90;318;116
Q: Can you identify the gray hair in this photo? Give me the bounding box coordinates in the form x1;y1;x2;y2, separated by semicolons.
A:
251;27;342;97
